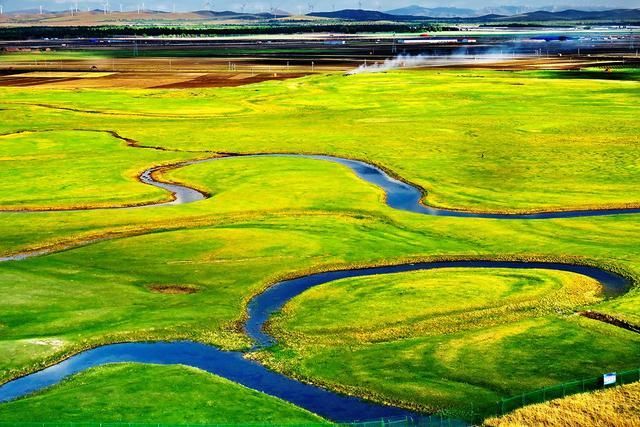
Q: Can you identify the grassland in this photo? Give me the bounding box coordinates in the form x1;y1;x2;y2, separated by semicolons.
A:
0;363;325;424
0;51;118;62
0;130;191;210
260;269;640;418
0;67;638;422
268;268;605;343
1;69;638;213
485;382;640;427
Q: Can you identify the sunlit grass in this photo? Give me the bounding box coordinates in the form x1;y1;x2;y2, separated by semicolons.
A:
260;315;640;419
0;130;190;209
270;268;605;344
0;363;326;424
1;70;638;212
0;69;638;421
259;269;639;418
484;382;640;427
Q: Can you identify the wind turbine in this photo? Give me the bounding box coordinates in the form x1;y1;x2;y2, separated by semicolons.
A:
307;3;314;13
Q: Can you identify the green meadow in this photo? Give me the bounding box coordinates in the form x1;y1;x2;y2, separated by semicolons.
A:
269;268;605;344
0;130;190;210
0;363;325;424
0;68;638;423
2;69;639;212
262;269;640;417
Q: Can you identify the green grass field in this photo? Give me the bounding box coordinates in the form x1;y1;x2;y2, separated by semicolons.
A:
0;130;190;210
2;69;639;212
0;67;639;424
268;268;605;344
261;269;639;417
0;363;325;424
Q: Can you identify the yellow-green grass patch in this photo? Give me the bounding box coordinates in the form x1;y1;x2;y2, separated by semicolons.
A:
260;316;640;419
269;268;605;345
0;363;326;424
0;130;191;210
2;69;638;212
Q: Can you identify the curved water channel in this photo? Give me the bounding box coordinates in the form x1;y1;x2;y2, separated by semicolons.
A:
0;258;631;422
0;153;637;423
141;153;640;218
5;153;640;218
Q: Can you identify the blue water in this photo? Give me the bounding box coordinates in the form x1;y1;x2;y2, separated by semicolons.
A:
6;153;640;219
306;155;640;219
0;342;421;423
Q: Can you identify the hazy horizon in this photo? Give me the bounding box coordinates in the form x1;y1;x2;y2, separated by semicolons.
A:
2;0;639;14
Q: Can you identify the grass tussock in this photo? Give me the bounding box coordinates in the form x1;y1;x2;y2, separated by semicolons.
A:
147;284;201;294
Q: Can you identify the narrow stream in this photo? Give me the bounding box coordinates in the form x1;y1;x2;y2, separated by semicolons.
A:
4;153;640;218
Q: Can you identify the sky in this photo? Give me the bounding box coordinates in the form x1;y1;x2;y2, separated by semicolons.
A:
2;0;639;13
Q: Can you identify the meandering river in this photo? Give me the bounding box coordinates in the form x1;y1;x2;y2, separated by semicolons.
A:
0;153;635;423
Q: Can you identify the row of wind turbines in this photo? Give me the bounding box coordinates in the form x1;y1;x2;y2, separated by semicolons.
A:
0;1;375;16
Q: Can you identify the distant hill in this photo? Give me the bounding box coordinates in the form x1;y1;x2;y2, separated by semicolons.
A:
309;9;404;21
2;7;639;27
0;9;290;26
194;9;290;18
493;8;640;22
477;6;530;16
310;7;640;23
194;10;242;17
386;6;476;18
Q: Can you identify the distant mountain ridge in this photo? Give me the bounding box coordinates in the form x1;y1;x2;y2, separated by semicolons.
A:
3;6;640;25
504;8;640;21
309;9;401;21
385;5;536;18
385;6;477;18
311;7;640;23
384;4;634;18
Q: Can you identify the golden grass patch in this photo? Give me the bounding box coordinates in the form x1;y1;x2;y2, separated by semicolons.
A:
484;382;640;427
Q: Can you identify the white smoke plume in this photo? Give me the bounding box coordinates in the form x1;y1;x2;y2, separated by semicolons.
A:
347;51;520;75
